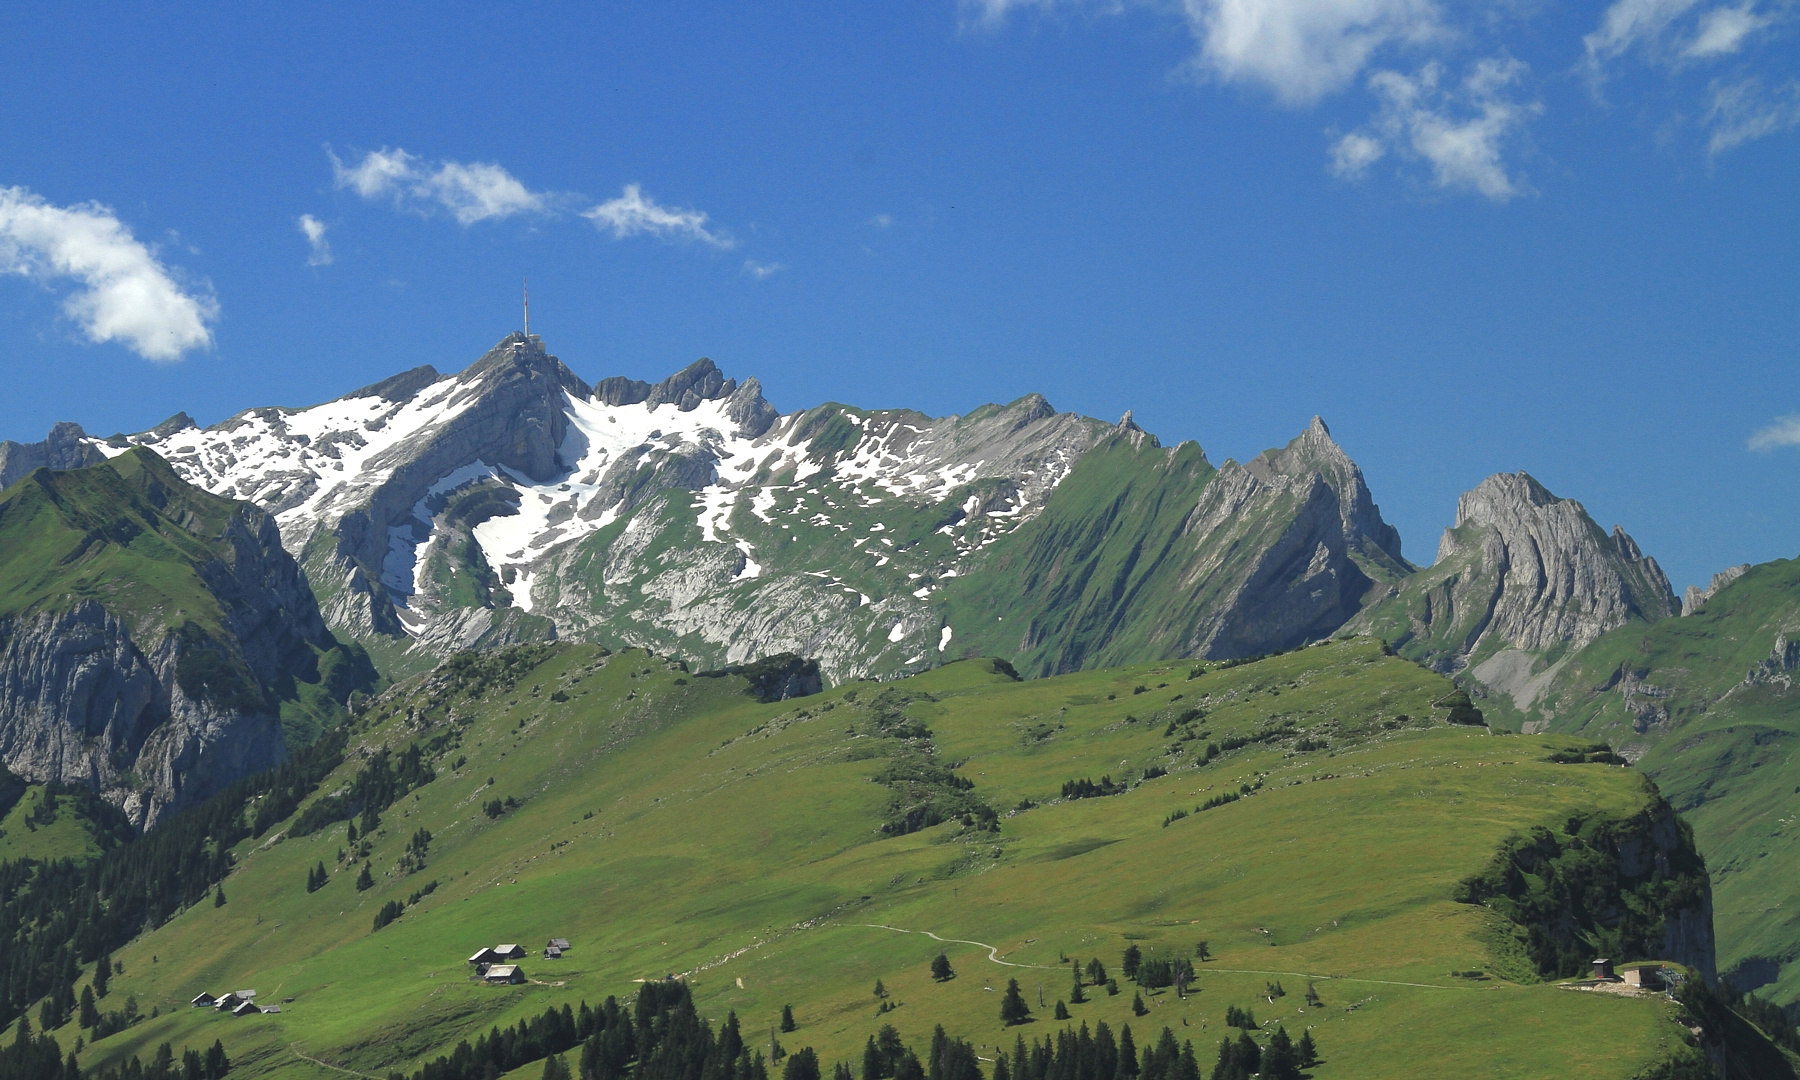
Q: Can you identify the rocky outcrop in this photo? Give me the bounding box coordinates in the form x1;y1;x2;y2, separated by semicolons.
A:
0;422;106;489
1683;563;1750;616
1743;633;1800;690
1354;472;1677;698
0;451;370;829
0;602;286;830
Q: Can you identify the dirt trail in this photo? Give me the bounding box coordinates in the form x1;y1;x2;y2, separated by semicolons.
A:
854;924;1056;969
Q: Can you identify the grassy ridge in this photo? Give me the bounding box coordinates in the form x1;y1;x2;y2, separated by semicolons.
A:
61;641;1715;1079
1530;556;1800;1007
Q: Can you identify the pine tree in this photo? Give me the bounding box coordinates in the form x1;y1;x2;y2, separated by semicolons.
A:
784;1047;822;1080
542;1053;573;1080
1122;944;1142;981
1261;1027;1298;1080
930;954;954;981
346;819;357;843
355;861;374;891
1107;979;1120;997
93;954;110;998
1296;1030;1318;1068
1304;982;1321;1007
834;1064;855;1080
1116;1025;1138;1080
1194;941;1210;962
1070;971;1086;1004
781;1004;797;1032
214;886;226;907
1054;1000;1070;1020
1131;992;1148;1017
873;979;887;999
1086;958;1108;985
993;1054;1011;1080
78;985;98;1029
1000;978;1032;1026
183;1047;204;1080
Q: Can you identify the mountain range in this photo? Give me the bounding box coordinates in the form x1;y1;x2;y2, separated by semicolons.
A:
9;328;1800;1014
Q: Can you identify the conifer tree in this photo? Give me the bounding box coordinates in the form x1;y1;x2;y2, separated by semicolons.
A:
1261;1027;1298;1080
873;979;887;999
864;1036;883;1080
1122;945;1142;981
1174;1041;1200;1080
1132;992;1148;1017
1054;1000;1070;1021
78;985;97;1029
1194;941;1210;962
1000;978;1032;1026
1116;1024;1138;1080
893;1050;925;1080
355;861;374;891
214;886;226;907
346;819;357;843
993;1054;1011;1080
835;1063;855;1080
1070;970;1087;1004
1296;1030;1317;1068
542;1053;573;1080
93;953;110;998
781;1004;797;1033
1107;978;1120;996
1086;958;1108;985
930;954;954;981
784;1047;821;1080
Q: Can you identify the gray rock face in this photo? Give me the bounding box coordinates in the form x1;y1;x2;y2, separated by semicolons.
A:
1186;417;1410;658
0;490;331;830
0;603;287;830
1355;472;1676;686
0;422;106;489
1449;473;1676;652
1683;563;1751;616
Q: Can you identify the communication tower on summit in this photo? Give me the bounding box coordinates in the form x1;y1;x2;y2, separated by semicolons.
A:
523;278;530;338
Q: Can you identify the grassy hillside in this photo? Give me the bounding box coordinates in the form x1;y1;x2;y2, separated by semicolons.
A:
36;639;1743;1079
1529;556;1800;1008
0;783;136;864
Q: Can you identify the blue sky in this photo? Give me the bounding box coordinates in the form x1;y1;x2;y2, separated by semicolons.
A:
0;2;1795;593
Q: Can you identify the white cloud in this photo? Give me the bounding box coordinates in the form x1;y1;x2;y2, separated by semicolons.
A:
0;186;216;362
1749;414;1800;451
582;185;733;248
1705;75;1800;153
298;214;332;266
743;259;786;279
1184;0;1441;105
1585;0;1702;65
1337;57;1539;200
329;147;547;225
867;213;895;228
1686;3;1773;55
1328;131;1387;176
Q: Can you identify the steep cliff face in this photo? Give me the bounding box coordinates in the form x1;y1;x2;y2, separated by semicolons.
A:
1455;789;1716;984
0;450;374;828
1352;471;1677;711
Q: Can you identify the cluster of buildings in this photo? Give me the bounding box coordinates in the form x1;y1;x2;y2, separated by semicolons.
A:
1587;959;1676;992
468;938;569;984
189;989;280;1016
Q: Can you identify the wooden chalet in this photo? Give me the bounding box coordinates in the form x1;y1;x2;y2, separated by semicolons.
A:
492;944;527;960
231;1000;262;1017
483;964;525;985
544;947;562;959
190;993;216;1008
547;938;570;951
468;947;500;964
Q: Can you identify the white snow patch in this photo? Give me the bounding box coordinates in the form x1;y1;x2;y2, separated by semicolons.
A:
938;625;953;652
888;622;906;642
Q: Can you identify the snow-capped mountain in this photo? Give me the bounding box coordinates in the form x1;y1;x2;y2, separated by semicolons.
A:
73;331;1412;680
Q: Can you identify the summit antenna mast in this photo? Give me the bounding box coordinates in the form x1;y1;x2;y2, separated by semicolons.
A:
523;278;530;337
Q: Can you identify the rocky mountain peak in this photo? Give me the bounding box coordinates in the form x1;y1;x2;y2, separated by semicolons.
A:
0;421;106;489
460;332;592;400
1683;563;1751;616
1239;417;1406;569
1357;470;1678;699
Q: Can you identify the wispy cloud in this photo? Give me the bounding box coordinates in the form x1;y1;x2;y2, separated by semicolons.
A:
329;146;548;224
743;259;785;279
1749;414;1800;451
1686;3;1773;56
0;186;216;362
1705;75;1800;153
297;214;332;266
867;213;895;228
583;184;733;248
1332;57;1539;200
